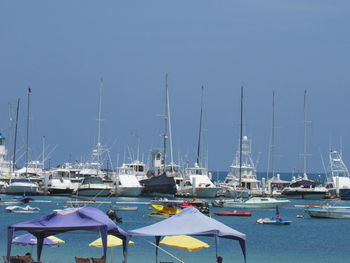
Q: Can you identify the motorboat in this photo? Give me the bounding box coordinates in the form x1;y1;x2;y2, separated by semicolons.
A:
179;164;220;198
48;168;74;196
222;136;263;197
281;178;328;200
5;205;40;213
304;204;350;219
176;199;210;216
221;197;290;209
76;176;112;197
256;207;291;224
115;165;143;197
5;179;38;195
325;150;350;200
114;206;138;211
140;172;177;197
214;211;252;216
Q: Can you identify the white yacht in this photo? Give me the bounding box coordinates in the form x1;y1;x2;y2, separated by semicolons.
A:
221;197;290;209
76;176;112;197
48;168;74;196
5;179;38;195
325;150;350;200
179;164;220;198
223;136;262;196
115;165;143;197
125;160;148;181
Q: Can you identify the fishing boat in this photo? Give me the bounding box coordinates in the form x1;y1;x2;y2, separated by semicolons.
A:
304;204;350;219
221;197;290;209
325;149;350;200
5;179;39;195
5;205;40;213
48;168;74;196
214;211;252;216
76;176;112;197
115;165;143;197
256;207;292;224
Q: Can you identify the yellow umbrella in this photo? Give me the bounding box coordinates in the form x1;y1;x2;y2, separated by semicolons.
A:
89;235;134;247
160;235;210;252
89;235;135;263
47;236;65;244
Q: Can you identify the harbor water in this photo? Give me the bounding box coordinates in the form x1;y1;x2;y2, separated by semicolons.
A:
1;193;350;263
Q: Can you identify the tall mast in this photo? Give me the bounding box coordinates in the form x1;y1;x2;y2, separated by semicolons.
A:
96;78;103;168
196;86;204;166
239;86;244;187
303;89;308;179
42;136;46;170
12;98;20;172
162;74;168;171
25;88;31;175
271;91;276;179
167;77;175;168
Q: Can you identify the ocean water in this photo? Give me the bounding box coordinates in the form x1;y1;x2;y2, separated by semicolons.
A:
0;173;349;263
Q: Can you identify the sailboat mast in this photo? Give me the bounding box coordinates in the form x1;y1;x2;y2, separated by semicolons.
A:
271;91;276;179
163;74;168;171
96;78;103;168
167;78;175;169
12;98;20;172
196;86;204;166
25;88;31;175
303;89;308;179
239;86;244;187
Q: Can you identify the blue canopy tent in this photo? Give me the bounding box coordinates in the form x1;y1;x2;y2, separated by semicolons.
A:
7;207;129;262
128;207;246;262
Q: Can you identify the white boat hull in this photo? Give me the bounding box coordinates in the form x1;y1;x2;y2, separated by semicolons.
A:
305;207;350;218
223;199;290;209
6;183;38;195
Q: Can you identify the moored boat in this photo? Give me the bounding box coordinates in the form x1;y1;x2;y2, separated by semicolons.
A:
221;197;290;209
214;211;252;216
304;204;350;219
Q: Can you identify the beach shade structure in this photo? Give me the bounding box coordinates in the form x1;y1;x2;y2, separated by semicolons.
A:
89;235;135;247
7;207;129;263
160;235;209;252
128;207;246;262
89;235;135;263
47;236;65;244
12;234;59;247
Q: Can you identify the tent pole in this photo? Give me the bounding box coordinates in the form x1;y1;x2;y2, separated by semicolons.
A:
215;236;219;259
155;236;161;263
7;227;14;262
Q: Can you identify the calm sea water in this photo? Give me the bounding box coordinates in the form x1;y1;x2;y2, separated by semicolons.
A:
0;172;348;263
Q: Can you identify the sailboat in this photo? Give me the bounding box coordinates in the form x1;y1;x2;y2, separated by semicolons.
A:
6;88;39;195
76;79;112;197
140;74;178;196
281;90;327;199
222;87;261;197
325;149;350;199
179;87;220;198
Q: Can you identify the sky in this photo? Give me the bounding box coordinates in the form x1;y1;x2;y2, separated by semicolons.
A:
0;0;349;173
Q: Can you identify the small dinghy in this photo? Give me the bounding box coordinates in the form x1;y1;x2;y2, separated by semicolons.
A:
214;211;252;216
5;205;40;213
256;206;291;225
114;206;138;211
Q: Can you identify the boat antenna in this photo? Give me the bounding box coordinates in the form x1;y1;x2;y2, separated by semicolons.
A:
239;86;244;187
196;86;204;166
12;98;20;173
25;88;31;175
42;135;45;170
303;89;308;179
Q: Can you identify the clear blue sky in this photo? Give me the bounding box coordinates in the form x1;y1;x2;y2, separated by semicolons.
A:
0;1;349;172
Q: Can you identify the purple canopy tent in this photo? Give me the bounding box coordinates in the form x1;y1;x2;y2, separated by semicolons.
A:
128;207;247;262
7;207;129;262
